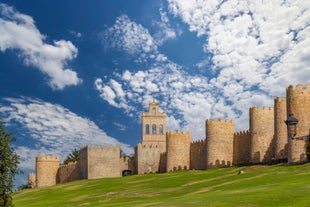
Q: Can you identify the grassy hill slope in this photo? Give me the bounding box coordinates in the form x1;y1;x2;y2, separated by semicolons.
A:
14;163;310;207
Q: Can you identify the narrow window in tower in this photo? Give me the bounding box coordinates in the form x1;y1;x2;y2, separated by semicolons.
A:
159;125;163;134
152;124;156;134
145;124;150;134
152;108;156;115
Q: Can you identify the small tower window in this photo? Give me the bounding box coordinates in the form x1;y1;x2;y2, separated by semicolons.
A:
159;125;163;134
152;124;157;134
145;124;150;134
152;108;156;115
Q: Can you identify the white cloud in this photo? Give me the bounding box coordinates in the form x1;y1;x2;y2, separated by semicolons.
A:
166;0;310;121
99;15;164;63
0;3;82;90
0;97;134;170
96;61;218;140
153;6;181;45
113;122;127;131
168;0;310;96
69;30;82;38
96;0;310;141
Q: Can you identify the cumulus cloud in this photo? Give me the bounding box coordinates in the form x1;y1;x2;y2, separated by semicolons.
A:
96;1;310;141
0;3;82;90
166;0;309;126
0;97;133;170
168;0;310;95
99;14;168;63
153;6;182;45
95;61;215;139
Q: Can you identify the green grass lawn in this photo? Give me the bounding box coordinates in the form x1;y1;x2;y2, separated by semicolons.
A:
13;163;310;207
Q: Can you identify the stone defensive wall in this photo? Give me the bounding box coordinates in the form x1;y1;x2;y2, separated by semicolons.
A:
274;97;288;160
249;106;274;163
81;144;120;152
78;146;88;179
190;139;206;170
206;118;234;168
166;131;192;172
27;173;36;188
83;144;121;179
286;83;310;162
57;162;80;184
233;130;251;164
135;141;166;174
35;156;60;187
120;156;136;175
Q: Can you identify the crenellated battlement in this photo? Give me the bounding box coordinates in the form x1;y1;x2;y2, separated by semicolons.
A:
249;106;274;111
287;83;310;94
275;96;286;103
81;144;120;152
167;131;191;137
191;139;206;145
137;142;161;149
59;162;78;169
206;118;234;124
36;156;60;162
234;130;250;136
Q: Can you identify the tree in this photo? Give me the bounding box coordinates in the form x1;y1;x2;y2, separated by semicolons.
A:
63;149;80;165
0;121;22;207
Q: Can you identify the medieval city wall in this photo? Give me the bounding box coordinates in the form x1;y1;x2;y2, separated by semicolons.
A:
166;131;192;172
28;173;36;188
135;142;166;174
28;84;310;188
286;84;310;162
120;156;136;175
86;145;121;179
249;106;275;163
274;97;288;160
35;156;60;187
78;146;88;179
57;162;80;184
233;130;251;164
190;139;206;170
206;118;235;168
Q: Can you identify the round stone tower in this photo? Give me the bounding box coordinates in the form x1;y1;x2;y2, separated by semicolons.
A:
286;83;310;163
249;106;274;163
166;131;192;172
274;97;288;160
205;118;234;168
36;156;60;187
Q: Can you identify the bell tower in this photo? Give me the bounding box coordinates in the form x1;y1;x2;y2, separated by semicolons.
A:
141;101;166;143
136;101;167;174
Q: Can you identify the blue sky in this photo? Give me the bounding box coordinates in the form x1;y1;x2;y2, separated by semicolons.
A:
0;0;309;186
